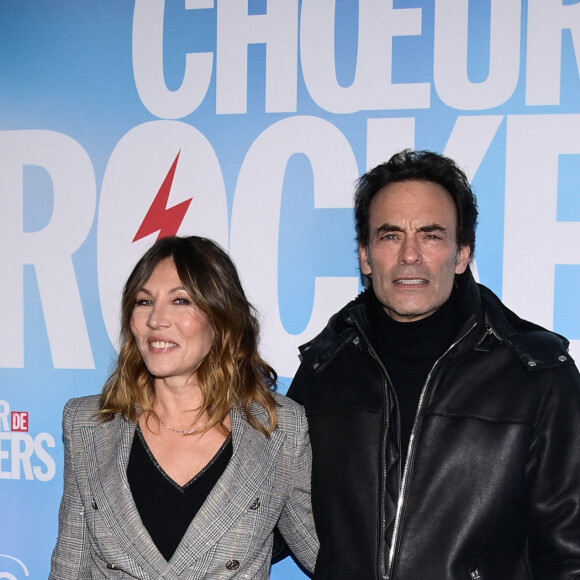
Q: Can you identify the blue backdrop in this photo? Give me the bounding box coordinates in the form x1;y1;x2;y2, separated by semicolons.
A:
1;1;580;578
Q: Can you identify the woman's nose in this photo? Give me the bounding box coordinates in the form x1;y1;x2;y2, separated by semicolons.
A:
147;303;170;328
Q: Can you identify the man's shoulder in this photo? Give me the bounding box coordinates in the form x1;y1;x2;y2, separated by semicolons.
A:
480;284;574;371
288;292;375;403
298;289;370;356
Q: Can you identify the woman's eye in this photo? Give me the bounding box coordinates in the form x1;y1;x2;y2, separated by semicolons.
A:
134;299;152;307
174;297;191;305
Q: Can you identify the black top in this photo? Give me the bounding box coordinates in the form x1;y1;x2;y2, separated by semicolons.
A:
374;288;465;464
127;426;233;561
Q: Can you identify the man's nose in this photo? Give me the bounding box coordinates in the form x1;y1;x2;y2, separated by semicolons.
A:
399;237;422;264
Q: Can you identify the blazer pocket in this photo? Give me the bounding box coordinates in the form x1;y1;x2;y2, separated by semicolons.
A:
217;473;277;565
89;551;125;578
86;497;118;543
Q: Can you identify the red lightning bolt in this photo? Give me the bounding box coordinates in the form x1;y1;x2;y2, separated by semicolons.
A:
133;151;193;242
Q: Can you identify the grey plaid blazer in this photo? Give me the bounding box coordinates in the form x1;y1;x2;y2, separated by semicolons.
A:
49;393;318;579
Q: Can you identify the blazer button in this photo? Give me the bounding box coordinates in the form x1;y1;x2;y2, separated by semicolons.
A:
249;498;260;510
106;563;121;570
226;560;240;570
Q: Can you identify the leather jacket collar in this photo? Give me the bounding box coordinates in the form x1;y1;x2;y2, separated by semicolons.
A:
300;267;573;374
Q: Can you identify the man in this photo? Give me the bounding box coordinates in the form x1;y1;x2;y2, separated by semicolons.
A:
288;150;580;579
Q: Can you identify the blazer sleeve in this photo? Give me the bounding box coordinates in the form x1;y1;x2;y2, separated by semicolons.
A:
276;402;319;573
49;398;91;579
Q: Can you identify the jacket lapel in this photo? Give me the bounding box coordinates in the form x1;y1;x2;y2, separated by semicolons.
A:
170;404;285;576
81;415;177;578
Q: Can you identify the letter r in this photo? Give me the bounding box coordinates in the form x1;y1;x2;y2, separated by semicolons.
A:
0;130;96;368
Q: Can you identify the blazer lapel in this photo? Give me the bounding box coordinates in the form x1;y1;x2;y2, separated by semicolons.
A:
81;415;177;578
170;404;286;575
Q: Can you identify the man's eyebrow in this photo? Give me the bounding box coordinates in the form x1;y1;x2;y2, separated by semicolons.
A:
419;224;448;234
375;223;403;235
374;223;448;235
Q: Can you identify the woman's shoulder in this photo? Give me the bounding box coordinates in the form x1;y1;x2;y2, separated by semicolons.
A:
272;390;303;410
271;391;307;432
63;394;102;426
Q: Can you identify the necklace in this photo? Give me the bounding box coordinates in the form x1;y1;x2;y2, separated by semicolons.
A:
159;419;199;435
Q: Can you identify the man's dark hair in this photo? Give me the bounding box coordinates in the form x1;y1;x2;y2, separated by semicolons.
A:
355;149;478;255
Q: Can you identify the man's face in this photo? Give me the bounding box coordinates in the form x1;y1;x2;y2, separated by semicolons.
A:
359;180;471;323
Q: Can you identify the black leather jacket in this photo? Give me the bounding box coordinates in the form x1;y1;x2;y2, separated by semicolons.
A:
288;270;580;579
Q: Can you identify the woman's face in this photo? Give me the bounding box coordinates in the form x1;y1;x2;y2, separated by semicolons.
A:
130;258;215;387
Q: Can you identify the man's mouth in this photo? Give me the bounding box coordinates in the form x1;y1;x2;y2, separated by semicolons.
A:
394;278;427;285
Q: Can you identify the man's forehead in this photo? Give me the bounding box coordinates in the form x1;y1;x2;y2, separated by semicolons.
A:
370;181;458;224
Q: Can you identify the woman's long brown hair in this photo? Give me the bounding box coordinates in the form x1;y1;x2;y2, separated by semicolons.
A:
99;236;278;436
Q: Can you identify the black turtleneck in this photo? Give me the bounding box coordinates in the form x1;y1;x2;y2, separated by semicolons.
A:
374;289;465;464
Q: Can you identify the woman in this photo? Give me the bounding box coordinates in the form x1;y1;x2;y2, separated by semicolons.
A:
50;236;318;579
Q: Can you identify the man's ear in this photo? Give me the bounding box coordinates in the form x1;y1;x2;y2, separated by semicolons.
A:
455;245;471;274
359;244;372;275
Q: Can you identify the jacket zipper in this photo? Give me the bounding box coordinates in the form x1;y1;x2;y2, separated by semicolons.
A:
351;318;394;579
384;319;478;579
371;354;393;578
